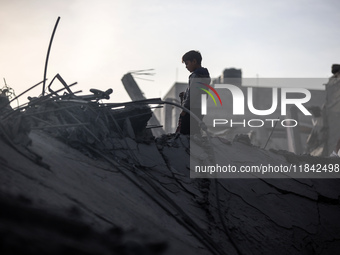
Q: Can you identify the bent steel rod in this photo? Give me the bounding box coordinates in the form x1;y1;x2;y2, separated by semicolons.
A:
42;16;60;96
104;98;209;135
0;80;45;111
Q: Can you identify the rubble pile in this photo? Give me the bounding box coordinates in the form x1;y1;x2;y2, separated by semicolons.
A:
27;98;152;151
2;78;154;153
1;17;339;255
0;80;340;255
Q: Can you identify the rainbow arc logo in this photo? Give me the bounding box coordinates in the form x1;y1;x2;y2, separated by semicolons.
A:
197;83;222;106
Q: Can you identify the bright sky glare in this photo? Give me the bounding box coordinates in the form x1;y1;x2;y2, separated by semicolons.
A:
0;0;339;105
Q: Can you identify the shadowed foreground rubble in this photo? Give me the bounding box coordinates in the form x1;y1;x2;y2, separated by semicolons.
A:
1;87;340;255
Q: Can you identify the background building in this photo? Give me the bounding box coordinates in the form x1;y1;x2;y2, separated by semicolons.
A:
153;68;326;153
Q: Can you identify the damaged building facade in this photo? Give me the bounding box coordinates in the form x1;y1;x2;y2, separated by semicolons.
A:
154;68;327;154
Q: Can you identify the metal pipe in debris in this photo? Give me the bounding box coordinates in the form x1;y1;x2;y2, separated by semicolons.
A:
42;17;61;96
23;104;82;116
2;86;80;120
263;116;280;150
31;123;90;130
63;109;101;143
12;83;78;111
104;97;210;136
0;80;45;111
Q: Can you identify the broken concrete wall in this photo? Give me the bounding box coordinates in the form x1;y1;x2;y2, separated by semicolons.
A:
121;72;164;137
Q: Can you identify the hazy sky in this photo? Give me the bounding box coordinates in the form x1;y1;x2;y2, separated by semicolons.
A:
0;0;339;104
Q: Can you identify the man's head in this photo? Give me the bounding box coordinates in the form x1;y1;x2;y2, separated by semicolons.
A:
182;50;202;72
